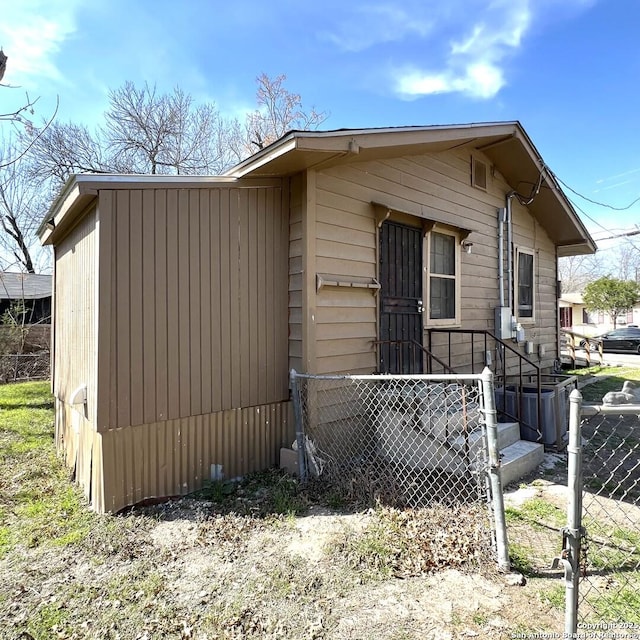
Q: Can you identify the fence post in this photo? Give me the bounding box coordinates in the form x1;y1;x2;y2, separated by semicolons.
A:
564;388;583;635
481;366;510;571
289;369;308;481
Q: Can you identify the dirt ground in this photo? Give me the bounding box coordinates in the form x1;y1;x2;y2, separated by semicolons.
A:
7;376;640;638
1;484;566;640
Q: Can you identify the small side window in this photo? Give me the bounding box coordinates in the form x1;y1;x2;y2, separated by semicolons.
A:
516;248;535;321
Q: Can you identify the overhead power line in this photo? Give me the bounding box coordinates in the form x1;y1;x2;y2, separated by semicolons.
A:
595;229;640;242
549;168;640;211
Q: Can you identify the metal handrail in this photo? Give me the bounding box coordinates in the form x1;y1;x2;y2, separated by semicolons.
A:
373;339;455;374
409;339;456;374
427;328;543;442
374;330;551;443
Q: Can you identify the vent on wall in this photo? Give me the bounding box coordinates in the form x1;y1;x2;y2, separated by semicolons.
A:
472;157;488;190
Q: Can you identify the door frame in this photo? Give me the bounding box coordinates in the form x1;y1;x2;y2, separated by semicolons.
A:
378;219;424;373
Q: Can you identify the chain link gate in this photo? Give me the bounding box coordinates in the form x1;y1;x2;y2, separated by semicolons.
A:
290;368;510;570
562;390;640;635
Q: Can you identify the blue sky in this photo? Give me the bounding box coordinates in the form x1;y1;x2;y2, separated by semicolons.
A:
2;0;640;249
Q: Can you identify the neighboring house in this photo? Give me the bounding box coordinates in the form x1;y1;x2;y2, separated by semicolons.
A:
0;272;52;324
560;292;640;334
559;292;593;335
38;121;596;513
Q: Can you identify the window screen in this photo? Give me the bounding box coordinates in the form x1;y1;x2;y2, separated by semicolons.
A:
518;251;534;318
429;232;456;320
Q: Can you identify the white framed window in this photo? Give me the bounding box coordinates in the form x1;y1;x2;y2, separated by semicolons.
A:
425;228;461;326
516;247;535;321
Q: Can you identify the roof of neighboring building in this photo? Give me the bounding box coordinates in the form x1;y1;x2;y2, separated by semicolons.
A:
0;272;52;300
559;293;585;305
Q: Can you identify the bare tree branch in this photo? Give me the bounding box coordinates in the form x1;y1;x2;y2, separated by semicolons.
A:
0;96;59;170
0;144;51;273
24;73;329;191
241;73;329;156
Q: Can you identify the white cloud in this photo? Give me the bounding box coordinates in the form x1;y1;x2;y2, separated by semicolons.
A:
0;0;82;87
394;0;532;99
398;61;504;100
321;3;434;53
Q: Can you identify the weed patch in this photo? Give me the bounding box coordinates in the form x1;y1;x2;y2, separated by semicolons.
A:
540;584;565;610
333;504;493;580
505;496;565;531
509;542;536;576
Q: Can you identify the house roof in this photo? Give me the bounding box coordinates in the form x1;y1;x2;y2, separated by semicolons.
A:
559;293;585;305
225;121;596;257
0;272;52;300
39;121;596;257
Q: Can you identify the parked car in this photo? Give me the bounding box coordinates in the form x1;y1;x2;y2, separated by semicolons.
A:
580;327;640;354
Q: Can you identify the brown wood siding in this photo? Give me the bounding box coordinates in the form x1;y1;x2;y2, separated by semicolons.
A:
96;185;289;430
288;174;305;373
313;148;559;374
97;401;293;513
54;206;98;421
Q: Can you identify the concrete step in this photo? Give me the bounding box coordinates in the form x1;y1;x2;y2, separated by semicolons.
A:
499;440;545;487
496;422;521;449
450;421;520;455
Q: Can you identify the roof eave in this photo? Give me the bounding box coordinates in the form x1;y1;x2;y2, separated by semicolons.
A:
38;176;99;245
227;122;596;254
224;135;299;177
38;174;249;245
224;122;523;178
557;240;597;257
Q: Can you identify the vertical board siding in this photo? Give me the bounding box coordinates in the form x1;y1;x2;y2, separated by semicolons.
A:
97;400;294;513
54;206;98;421
313;148;559;374
115;191;132;426
153;189;168;422
129;190;144;427
99;185;289;430
142;190;157;423
199;190;213;415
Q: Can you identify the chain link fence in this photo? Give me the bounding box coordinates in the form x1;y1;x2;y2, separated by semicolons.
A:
577;407;640;625
289;370;512;570
0;352;50;383
290;372;488;508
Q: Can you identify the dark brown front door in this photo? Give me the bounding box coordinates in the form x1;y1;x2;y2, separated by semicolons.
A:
560;307;572;329
379;221;423;373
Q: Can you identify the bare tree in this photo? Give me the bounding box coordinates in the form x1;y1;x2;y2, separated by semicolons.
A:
103;82;236;175
609;241;640;282
29;74;328;186
28;82;250;184
558;254;605;293
0;51;56;272
238;73;329;156
1;50;59;172
26;121;106;183
0;144;50;273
